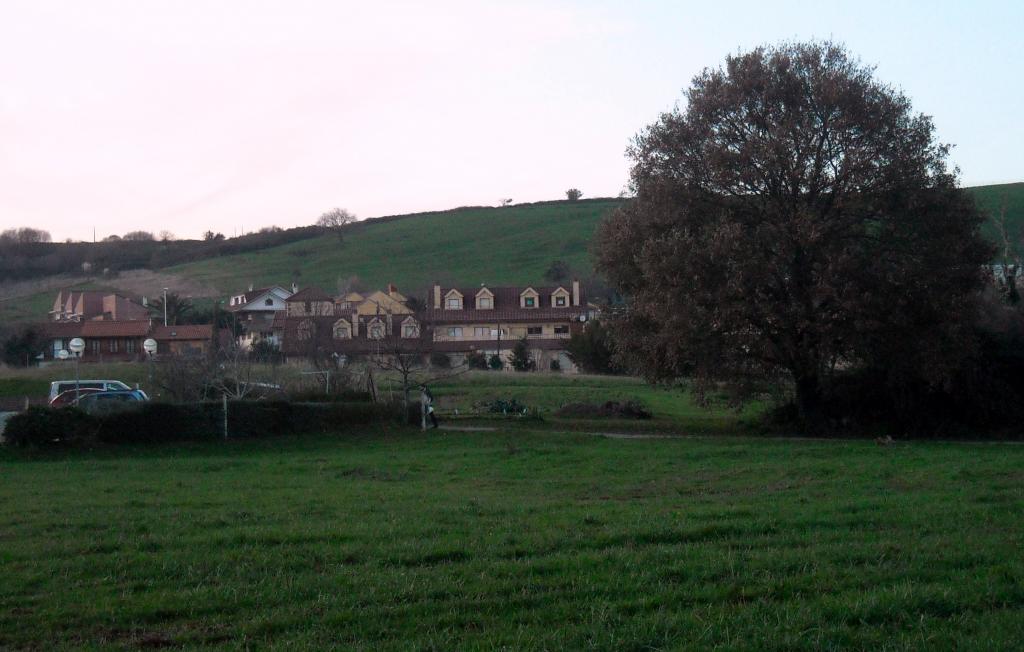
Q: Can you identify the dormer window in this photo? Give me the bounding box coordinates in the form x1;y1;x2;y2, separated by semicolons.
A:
264;298;274;306
367;318;385;339
551;287;570;307
475;288;494;309
444;289;463;310
332;319;351;339
520;287;539;308
399;317;415;337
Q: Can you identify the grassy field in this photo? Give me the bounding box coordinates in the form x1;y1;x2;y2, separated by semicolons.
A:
2;428;1023;649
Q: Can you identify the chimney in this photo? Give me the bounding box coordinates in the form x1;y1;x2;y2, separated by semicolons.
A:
351;310;359;337
291;282;298;294
388;282;397;295
572;279;581;306
433;283;441;309
248;282;254;292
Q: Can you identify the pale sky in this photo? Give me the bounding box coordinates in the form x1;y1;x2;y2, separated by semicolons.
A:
2;0;1021;241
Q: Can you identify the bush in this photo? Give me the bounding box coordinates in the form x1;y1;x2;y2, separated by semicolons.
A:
488;354;503;370
475;398;530;415
430;352;451;369
549;359;561;372
4;401;399;447
466;351;489;370
3;407;95;447
554;401;652;420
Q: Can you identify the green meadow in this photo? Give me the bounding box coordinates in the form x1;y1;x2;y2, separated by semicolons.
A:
163;199;622;296
2;427;1023;650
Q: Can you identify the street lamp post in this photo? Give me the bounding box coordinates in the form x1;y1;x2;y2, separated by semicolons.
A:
143;338;158;386
162;288;169;327
68;337;85;402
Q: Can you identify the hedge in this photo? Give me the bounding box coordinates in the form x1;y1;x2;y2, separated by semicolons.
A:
3;400;399;448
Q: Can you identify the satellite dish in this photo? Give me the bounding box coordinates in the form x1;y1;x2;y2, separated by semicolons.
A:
56;349;70;361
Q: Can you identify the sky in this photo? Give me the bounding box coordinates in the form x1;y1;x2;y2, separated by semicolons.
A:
1;0;1021;242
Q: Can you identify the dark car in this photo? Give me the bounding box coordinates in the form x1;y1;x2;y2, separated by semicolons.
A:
72;390;149;414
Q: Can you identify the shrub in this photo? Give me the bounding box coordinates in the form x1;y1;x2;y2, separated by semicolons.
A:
430;352;451;369
554;401;652;420
4;407;96;447
510;337;534;372
549;359;561;372
466;351;489;370
488;354;503;370
4;401;399;447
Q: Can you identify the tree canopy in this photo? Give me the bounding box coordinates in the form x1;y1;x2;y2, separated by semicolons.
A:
595;41;993;427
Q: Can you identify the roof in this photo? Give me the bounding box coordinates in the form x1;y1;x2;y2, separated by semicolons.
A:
81;321;152;337
422;307;584;324
40;322;86;338
286;287;334;303
151;324;214;341
278;316;429;355
226;286;292;311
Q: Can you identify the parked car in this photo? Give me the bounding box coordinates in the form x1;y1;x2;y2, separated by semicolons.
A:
49;387;104;408
72;390;149;414
48;380;133;403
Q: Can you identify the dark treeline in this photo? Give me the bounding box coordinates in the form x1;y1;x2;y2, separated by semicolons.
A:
0;225;327;281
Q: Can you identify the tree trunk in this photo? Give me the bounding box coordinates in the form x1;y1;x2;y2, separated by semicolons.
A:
794;373;826;433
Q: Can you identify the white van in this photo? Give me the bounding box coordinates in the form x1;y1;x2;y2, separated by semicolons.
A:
48;380;133;403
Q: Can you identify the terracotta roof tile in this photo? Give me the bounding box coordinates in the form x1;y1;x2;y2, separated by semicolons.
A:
151;325;214;340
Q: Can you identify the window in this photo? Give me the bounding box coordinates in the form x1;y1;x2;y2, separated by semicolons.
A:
554;325;569;335
478;297;492;309
555;296;567;307
369;326;384;339
52;339;64;357
264;298;274;306
447;327;463;338
474;327;489;337
126;339;136;353
446;298;462;310
304;301;311;313
90;340;100;355
403;323;419;338
524;297;536;307
527;326;542;335
333;325;350;339
297;321;314;340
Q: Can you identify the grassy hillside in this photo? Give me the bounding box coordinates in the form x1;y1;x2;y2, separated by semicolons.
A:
2;184;1022;326
166;199;622;297
972;182;1024;260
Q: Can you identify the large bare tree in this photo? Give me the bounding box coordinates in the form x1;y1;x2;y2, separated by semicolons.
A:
596;42;993;427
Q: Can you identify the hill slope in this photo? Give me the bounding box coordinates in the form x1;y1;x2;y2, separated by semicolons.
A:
2;184;1022;327
165;199;623;297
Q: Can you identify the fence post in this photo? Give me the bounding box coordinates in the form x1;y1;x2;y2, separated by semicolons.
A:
223;395;228;439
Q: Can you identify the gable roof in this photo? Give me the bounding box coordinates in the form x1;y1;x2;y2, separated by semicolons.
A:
286;287;334;303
